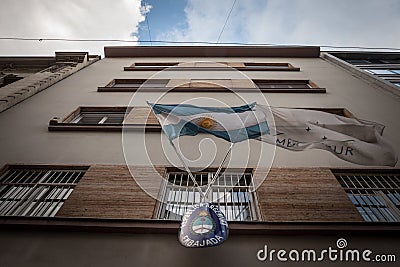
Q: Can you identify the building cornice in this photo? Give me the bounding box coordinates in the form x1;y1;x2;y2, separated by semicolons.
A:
104;46;320;58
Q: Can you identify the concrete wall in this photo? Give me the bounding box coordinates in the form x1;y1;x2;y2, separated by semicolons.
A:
0;56;399;168
0;227;399;267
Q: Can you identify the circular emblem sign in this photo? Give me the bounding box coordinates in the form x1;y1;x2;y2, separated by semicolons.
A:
179;203;229;248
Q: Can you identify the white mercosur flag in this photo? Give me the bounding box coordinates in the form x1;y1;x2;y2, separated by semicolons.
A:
257;105;398;167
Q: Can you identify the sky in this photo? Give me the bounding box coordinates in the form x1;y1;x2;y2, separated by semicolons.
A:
0;0;400;56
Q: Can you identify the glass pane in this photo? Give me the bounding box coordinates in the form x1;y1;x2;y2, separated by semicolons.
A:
390;69;400;75
366;69;394;75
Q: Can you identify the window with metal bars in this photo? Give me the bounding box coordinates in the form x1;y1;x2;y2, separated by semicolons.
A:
335;171;400;222
156;171;260;221
0;166;87;217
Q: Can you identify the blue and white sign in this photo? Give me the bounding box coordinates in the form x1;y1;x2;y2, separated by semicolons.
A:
179;203;229;248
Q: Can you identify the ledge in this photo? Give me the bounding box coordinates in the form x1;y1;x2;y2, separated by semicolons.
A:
105;46;321;58
1;217;400;236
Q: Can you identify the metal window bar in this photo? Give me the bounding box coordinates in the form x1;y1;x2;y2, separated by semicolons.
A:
335;173;400;222
0;168;86;217
157;171;259;221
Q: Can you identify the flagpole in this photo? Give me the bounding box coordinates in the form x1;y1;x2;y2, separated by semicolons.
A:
169;140;207;201
203;142;234;200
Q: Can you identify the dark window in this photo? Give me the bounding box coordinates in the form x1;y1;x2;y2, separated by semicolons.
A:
124;62;178;70
334;170;400;222
124;62;300;71
70;111;126;125
243;62;298;70
0;165;87;217
0;74;23;88
253;80;325;93
98;79;169;92
48;107;160;131
49;107;130;131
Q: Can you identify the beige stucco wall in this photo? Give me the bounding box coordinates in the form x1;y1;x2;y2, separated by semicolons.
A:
0;56;399;168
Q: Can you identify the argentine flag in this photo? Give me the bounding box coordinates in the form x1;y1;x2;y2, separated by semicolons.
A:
147;102;269;143
148;102;397;167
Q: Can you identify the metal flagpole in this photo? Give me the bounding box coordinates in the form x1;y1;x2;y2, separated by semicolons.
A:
169;140;207;202
203;106;253;201
203;142;234;200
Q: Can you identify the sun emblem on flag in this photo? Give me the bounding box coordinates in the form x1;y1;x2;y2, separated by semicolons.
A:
194;116;217;129
191;211;215;235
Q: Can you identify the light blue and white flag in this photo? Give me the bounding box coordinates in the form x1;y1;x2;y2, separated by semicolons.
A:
148;102;397;167
147;102;269;143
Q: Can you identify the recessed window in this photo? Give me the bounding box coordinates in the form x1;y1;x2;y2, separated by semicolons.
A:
346;59;372;65
48;107;160;131
253;79;325;93
124;62;300;71
70;110;126;125
334;170;400;222
0;74;23;88
124;62;178;70
243;62;299;70
0;165;88;217
156;170;260;221
98;79;169;92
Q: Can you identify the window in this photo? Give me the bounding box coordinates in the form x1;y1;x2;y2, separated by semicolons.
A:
334;170;400;222
253;79;325;93
243;62;299;71
48;106;160;131
98;79;169;92
156;170;260;221
346;59;372;65
365;69;400;75
123;62;300;71
124;62;179;71
0;73;23;88
49;107;128;131
0;165;87;217
70;110;126;125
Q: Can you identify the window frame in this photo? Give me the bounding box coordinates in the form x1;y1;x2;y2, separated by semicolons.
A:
333;169;400;222
123;62;300;72
252;79;325;93
98;79;170;92
48;106;160;132
155;168;261;221
0;164;88;217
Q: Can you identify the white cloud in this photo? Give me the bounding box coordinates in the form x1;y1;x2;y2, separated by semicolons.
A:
159;0;400;49
0;0;150;56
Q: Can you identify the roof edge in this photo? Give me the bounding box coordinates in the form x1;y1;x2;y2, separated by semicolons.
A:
104;46;320;58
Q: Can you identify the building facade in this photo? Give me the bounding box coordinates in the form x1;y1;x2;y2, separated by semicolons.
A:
0;46;399;266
